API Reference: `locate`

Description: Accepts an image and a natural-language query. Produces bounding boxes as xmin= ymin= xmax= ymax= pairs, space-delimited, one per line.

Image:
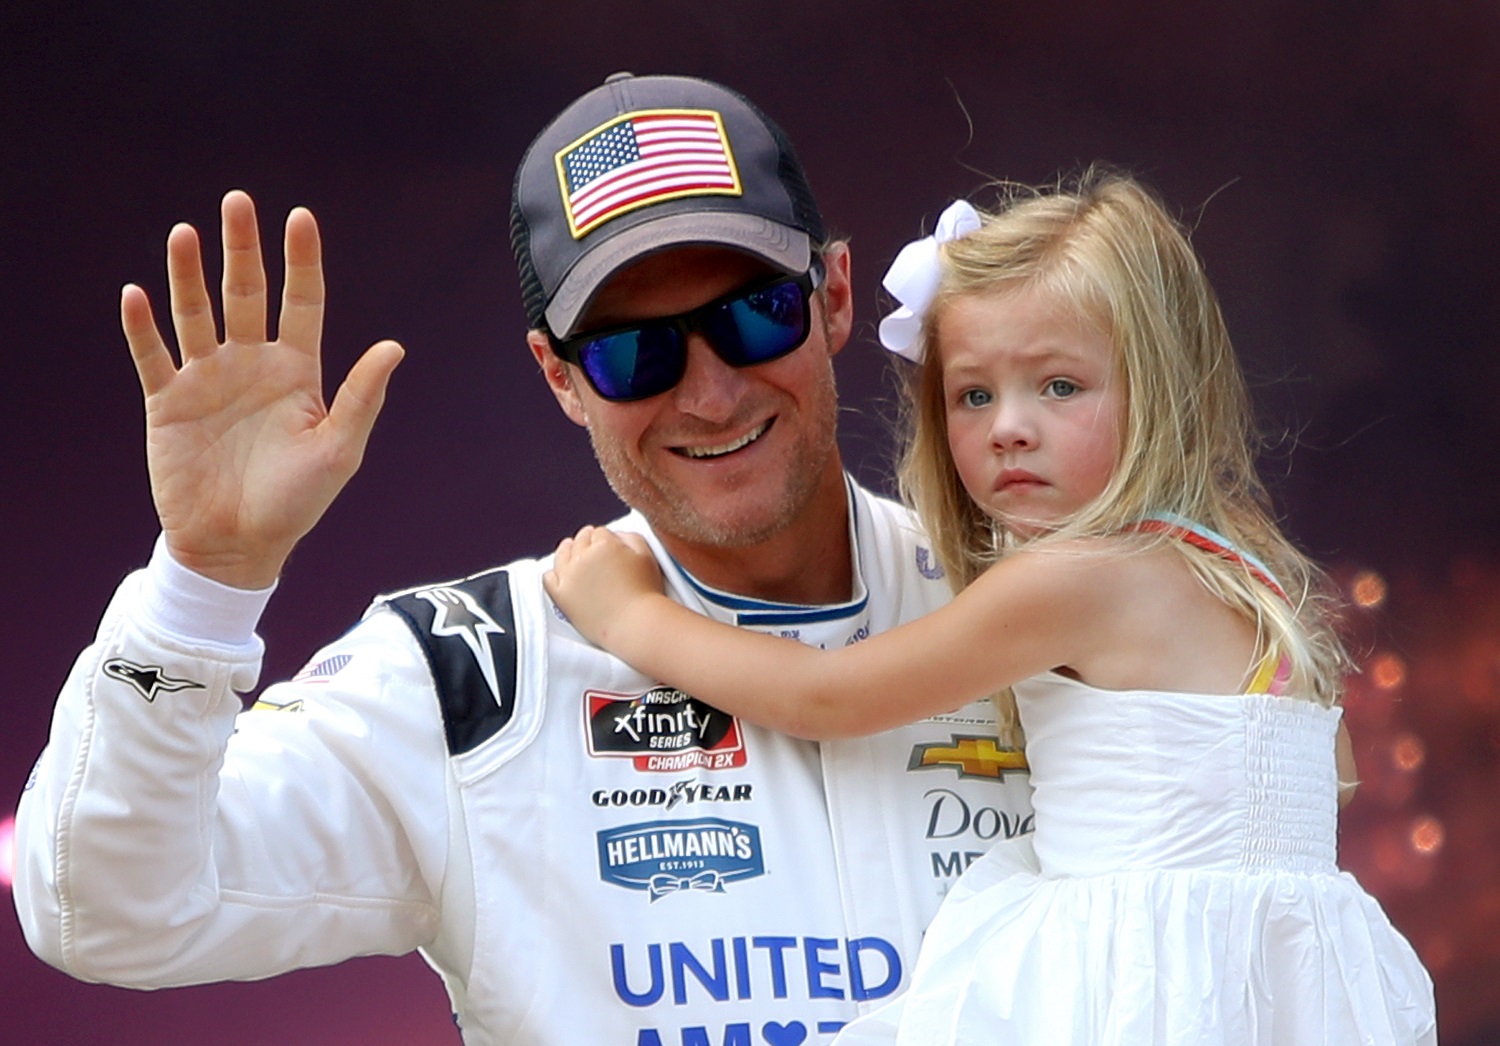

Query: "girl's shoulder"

xmin=965 ymin=532 xmax=1235 ymax=635
xmin=1013 ymin=534 xmax=1259 ymax=695
xmin=969 ymin=534 xmax=1182 ymax=629
xmin=999 ymin=532 xmax=1175 ymax=589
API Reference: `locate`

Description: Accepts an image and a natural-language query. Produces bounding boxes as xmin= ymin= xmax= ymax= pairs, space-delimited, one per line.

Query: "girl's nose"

xmin=988 ymin=399 xmax=1037 ymax=451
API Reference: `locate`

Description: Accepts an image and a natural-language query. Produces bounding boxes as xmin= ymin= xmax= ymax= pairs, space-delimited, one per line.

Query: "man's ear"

xmin=528 ymin=330 xmax=588 ymax=427
xmin=818 ymin=241 xmax=854 ymax=358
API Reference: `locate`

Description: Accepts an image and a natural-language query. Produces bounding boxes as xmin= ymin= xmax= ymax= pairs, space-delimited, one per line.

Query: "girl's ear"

xmin=527 ymin=330 xmax=588 ymax=427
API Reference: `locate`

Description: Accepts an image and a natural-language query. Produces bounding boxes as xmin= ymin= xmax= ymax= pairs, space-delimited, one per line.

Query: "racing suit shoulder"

xmin=382 ymin=568 xmax=522 ymax=757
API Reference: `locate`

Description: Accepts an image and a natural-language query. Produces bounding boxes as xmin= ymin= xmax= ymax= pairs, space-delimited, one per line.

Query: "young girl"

xmin=544 ymin=171 xmax=1437 ymax=1045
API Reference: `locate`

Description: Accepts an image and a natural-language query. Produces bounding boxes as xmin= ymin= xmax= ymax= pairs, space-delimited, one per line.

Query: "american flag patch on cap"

xmin=554 ymin=108 xmax=741 ymax=238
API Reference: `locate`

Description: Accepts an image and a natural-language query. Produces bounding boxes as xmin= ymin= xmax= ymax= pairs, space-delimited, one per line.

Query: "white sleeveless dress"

xmin=835 ymin=673 xmax=1437 ymax=1045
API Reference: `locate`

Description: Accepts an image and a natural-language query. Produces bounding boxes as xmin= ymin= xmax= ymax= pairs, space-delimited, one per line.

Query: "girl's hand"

xmin=544 ymin=526 xmax=665 ymax=647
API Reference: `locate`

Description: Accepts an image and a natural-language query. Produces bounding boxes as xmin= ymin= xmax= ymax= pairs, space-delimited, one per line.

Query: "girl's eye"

xmin=959 ymin=388 xmax=992 ymax=408
xmin=1047 ymin=378 xmax=1080 ymax=398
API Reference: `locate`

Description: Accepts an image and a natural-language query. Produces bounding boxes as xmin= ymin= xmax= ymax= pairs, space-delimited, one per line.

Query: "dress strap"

xmin=1130 ymin=511 xmax=1291 ymax=695
xmin=1244 ymin=649 xmax=1292 ymax=695
xmin=1129 ymin=511 xmax=1289 ymax=604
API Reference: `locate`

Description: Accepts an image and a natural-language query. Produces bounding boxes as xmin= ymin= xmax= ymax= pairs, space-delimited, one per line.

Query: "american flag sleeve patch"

xmin=554 ymin=108 xmax=742 ymax=238
xmin=292 ymin=653 xmax=353 ymax=682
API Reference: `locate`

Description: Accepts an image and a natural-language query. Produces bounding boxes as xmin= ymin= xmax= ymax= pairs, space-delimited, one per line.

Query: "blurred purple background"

xmin=3 ymin=1 xmax=1497 ymax=1042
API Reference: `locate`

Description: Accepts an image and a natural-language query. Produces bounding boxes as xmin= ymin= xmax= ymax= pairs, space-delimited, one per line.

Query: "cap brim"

xmin=544 ymin=211 xmax=811 ymax=338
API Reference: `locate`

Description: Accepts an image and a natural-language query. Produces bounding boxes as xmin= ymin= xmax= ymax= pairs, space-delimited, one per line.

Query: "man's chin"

xmin=652 ymin=496 xmax=797 ymax=551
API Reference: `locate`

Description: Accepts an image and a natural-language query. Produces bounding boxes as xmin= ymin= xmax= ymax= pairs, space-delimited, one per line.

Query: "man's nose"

xmin=672 ymin=333 xmax=749 ymax=422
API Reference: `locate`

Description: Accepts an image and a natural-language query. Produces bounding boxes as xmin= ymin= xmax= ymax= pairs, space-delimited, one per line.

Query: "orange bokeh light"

xmin=1410 ymin=816 xmax=1444 ymax=855
xmin=1391 ymin=734 xmax=1426 ymax=772
xmin=1351 ymin=570 xmax=1387 ymax=608
xmin=1370 ymin=654 xmax=1406 ymax=690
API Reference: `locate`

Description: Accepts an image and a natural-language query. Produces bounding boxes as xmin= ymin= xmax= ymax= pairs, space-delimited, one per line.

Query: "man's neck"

xmin=659 ymin=469 xmax=854 ymax=606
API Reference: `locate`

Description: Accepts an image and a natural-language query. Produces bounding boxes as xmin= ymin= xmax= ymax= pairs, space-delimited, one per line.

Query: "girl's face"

xmin=936 ymin=284 xmax=1125 ymax=538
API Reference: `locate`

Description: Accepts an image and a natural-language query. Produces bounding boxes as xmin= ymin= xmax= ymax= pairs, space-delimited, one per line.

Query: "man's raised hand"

xmin=122 ymin=190 xmax=404 ymax=589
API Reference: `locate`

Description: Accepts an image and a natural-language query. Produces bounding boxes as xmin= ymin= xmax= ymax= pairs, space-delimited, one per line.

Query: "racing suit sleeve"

xmin=13 ymin=541 xmax=451 ymax=986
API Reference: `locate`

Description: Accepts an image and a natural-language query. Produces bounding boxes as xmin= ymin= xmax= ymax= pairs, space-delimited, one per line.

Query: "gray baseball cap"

xmin=510 ymin=72 xmax=827 ymax=338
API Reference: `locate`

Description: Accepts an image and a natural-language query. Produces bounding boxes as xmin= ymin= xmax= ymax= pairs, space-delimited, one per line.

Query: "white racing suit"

xmin=15 ymin=480 xmax=1035 ymax=1045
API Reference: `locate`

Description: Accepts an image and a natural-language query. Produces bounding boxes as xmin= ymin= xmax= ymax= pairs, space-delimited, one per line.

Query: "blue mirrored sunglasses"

xmin=549 ymin=262 xmax=825 ymax=402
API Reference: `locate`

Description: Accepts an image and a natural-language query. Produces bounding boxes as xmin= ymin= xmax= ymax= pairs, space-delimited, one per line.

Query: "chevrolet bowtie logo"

xmin=908 ymin=735 xmax=1028 ymax=779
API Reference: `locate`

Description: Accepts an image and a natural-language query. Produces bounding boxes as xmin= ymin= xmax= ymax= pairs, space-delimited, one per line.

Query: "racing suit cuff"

xmin=140 ymin=534 xmax=277 ymax=649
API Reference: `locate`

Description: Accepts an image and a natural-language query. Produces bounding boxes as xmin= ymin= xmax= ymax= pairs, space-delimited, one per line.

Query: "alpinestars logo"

xmin=586 ymin=687 xmax=747 ymax=771
xmin=418 ymin=586 xmax=508 ymax=708
xmin=102 ymin=659 xmax=204 ymax=703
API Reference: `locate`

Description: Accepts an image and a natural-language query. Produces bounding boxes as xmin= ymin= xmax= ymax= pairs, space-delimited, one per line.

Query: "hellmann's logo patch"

xmin=586 ymin=687 xmax=747 ymax=771
xmin=597 ymin=818 xmax=764 ymax=902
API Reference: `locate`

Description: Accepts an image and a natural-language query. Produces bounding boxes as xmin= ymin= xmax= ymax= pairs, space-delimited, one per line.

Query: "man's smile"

xmin=673 ymin=419 xmax=773 ymax=459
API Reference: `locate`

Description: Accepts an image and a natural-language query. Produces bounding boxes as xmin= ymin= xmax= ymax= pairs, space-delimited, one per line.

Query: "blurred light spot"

xmin=0 ymin=816 xmax=14 ymax=889
xmin=1372 ymin=767 xmax=1416 ymax=808
xmin=1450 ymin=558 xmax=1482 ymax=589
xmin=1479 ymin=887 xmax=1500 ymax=919
xmin=1410 ymin=816 xmax=1444 ymax=855
xmin=1457 ymin=640 xmax=1500 ymax=708
xmin=1391 ymin=734 xmax=1426 ymax=772
xmin=1370 ymin=654 xmax=1406 ymax=690
xmin=1422 ymin=935 xmax=1453 ymax=972
xmin=1351 ymin=571 xmax=1387 ymax=608
xmin=1341 ymin=676 xmax=1394 ymax=728
xmin=1373 ymin=833 xmax=1405 ymax=874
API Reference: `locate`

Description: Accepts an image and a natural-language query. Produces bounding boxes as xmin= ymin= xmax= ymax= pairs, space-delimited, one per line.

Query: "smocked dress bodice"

xmin=1017 ymin=672 xmax=1339 ymax=878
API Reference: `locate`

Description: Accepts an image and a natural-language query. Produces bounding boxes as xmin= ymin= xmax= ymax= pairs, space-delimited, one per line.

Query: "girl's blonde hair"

xmin=897 ymin=168 xmax=1348 ymax=713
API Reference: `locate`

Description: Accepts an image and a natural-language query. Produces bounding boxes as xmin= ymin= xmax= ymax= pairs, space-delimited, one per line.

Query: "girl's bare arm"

xmin=545 ymin=526 xmax=1102 ymax=739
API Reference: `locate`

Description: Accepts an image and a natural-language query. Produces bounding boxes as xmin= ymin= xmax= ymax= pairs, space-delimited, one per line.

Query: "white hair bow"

xmin=877 ymin=200 xmax=982 ymax=362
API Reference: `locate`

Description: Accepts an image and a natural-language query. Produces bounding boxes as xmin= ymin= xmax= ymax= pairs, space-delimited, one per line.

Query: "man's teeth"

xmin=681 ymin=421 xmax=769 ymax=459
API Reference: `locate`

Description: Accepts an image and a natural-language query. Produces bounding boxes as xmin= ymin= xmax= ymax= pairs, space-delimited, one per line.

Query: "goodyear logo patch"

xmin=598 ymin=818 xmax=764 ymax=902
xmin=586 ymin=687 xmax=747 ymax=772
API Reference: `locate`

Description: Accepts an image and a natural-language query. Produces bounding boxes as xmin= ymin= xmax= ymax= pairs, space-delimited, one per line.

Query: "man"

xmin=15 ymin=73 xmax=1034 ymax=1045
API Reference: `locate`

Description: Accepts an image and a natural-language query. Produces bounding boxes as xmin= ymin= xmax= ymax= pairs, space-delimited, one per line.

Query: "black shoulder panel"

xmin=386 ymin=569 xmax=520 ymax=756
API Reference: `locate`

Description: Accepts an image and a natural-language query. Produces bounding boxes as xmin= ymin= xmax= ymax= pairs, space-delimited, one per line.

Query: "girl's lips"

xmin=995 ymin=468 xmax=1045 ymax=491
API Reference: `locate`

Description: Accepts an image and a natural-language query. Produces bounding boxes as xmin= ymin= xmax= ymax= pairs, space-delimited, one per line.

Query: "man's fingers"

xmin=166 ymin=223 xmax=219 ymax=360
xmin=326 ymin=340 xmax=405 ymax=465
xmin=278 ymin=206 xmax=325 ymax=354
xmin=120 ymin=284 xmax=177 ymax=396
xmin=220 ymin=190 xmax=268 ymax=345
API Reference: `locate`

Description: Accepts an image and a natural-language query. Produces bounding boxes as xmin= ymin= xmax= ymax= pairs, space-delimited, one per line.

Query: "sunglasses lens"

xmin=561 ymin=270 xmax=816 ymax=401
xmin=704 ymin=279 xmax=811 ymax=367
xmin=578 ymin=325 xmax=684 ymax=401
